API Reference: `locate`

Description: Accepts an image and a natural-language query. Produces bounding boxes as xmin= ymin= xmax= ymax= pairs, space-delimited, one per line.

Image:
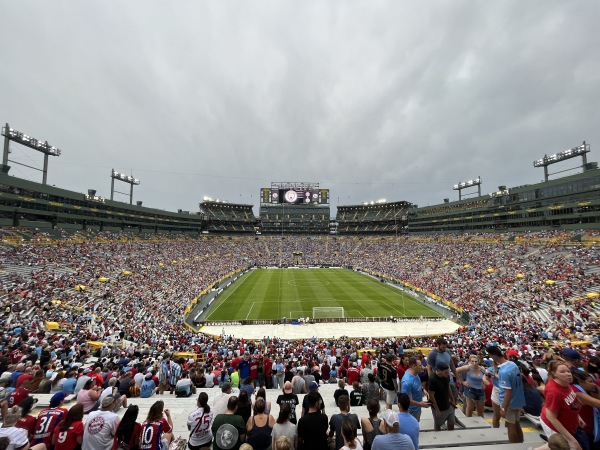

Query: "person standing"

xmin=427 ymin=363 xmax=456 ymax=432
xmin=274 ymin=357 xmax=285 ymax=390
xmin=246 ymin=398 xmax=275 ymax=450
xmin=213 ymin=383 xmax=236 ymax=417
xmin=276 ymin=382 xmax=300 ymax=425
xmin=456 ymin=354 xmax=489 ymax=418
xmin=362 ymin=373 xmax=380 ymax=404
xmin=297 ymin=391 xmax=328 ymax=450
xmin=329 ymin=395 xmax=360 ymax=450
xmin=378 ymin=354 xmax=398 ymax=409
xmin=540 ymin=360 xmax=586 ymax=450
xmin=398 ymin=393 xmax=420 ymax=450
xmin=237 ymin=353 xmax=251 ymax=388
xmin=212 ymin=396 xmax=246 ymax=450
xmin=271 ymin=403 xmax=297 ymax=450
xmin=486 ymin=345 xmax=525 ymax=444
xmin=168 ymin=358 xmax=183 ymax=395
xmin=360 ymin=399 xmax=383 ymax=450
xmin=401 ymin=357 xmax=430 ymax=422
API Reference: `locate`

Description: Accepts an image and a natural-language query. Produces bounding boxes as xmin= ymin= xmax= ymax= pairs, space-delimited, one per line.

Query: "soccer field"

xmin=204 ymin=268 xmax=442 ymax=321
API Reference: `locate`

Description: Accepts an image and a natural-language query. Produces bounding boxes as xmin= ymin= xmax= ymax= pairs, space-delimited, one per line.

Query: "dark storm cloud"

xmin=0 ymin=1 xmax=598 ymax=213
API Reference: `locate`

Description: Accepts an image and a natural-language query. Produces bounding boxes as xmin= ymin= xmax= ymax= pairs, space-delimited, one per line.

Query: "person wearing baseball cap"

xmin=276 ymin=381 xmax=300 ymax=424
xmin=82 ymin=395 xmax=120 ymax=450
xmin=428 ymin=362 xmax=456 ymax=431
xmin=33 ymin=392 xmax=68 ymax=448
xmin=213 ymin=382 xmax=236 ymax=417
xmin=486 ymin=344 xmax=525 ymax=443
xmin=371 ymin=409 xmax=415 ymax=450
xmin=301 ymin=381 xmax=325 ymax=417
xmin=561 ymin=348 xmax=582 ymax=369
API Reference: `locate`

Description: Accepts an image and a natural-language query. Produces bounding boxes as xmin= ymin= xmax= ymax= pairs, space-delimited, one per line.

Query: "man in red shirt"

xmin=263 ymin=356 xmax=273 ymax=389
xmin=249 ymin=356 xmax=258 ymax=382
xmin=347 ymin=362 xmax=360 ymax=385
xmin=34 ymin=392 xmax=68 ymax=448
xmin=16 ymin=368 xmax=33 ymax=388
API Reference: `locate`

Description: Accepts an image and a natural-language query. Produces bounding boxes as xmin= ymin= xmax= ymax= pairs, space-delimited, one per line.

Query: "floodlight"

xmin=533 ymin=141 xmax=590 ymax=181
xmin=1 ymin=123 xmax=62 ymax=184
xmin=110 ymin=168 xmax=141 ymax=204
xmin=452 ymin=176 xmax=482 ymax=200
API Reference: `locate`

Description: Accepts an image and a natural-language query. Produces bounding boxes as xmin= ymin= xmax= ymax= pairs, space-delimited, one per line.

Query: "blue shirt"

xmin=62 ymin=378 xmax=77 ymax=394
xmin=498 ymin=361 xmax=525 ymax=409
xmin=140 ymin=379 xmax=156 ymax=398
xmin=372 ymin=431 xmax=415 ymax=450
xmin=398 ymin=411 xmax=420 ymax=450
xmin=401 ymin=372 xmax=423 ymax=414
xmin=238 ymin=359 xmax=250 ymax=380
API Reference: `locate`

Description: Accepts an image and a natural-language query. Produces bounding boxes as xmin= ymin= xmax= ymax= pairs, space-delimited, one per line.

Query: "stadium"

xmin=0 ymin=125 xmax=598 ymax=343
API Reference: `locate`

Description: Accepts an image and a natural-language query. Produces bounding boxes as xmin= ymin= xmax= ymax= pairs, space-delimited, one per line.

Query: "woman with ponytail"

xmin=187 ymin=392 xmax=214 ymax=450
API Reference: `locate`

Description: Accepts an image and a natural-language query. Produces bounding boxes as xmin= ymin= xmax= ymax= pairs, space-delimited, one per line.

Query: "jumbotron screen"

xmin=261 ymin=188 xmax=329 ymax=205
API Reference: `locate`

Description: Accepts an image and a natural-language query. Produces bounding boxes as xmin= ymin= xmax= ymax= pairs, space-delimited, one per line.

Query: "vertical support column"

xmin=543 ymin=165 xmax=549 ymax=182
xmin=129 ymin=182 xmax=134 ymax=205
xmin=42 ymin=152 xmax=49 ymax=185
xmin=2 ymin=123 xmax=9 ymax=166
xmin=2 ymin=123 xmax=11 ymax=174
xmin=110 ymin=172 xmax=115 ymax=201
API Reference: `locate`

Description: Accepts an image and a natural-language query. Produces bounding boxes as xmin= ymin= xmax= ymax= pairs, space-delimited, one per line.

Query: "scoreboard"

xmin=261 ymin=187 xmax=329 ymax=205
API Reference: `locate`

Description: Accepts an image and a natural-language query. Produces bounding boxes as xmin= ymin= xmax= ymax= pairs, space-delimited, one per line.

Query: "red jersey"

xmin=250 ymin=361 xmax=258 ymax=380
xmin=140 ymin=418 xmax=171 ymax=450
xmin=34 ymin=407 xmax=69 ymax=447
xmin=10 ymin=349 xmax=23 ymax=364
xmin=16 ymin=414 xmax=37 ymax=441
xmin=53 ymin=420 xmax=84 ymax=450
xmin=347 ymin=368 xmax=360 ymax=385
xmin=16 ymin=373 xmax=33 ymax=388
xmin=8 ymin=388 xmax=30 ymax=407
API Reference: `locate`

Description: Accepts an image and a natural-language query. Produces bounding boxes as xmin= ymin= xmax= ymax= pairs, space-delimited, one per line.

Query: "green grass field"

xmin=204 ymin=268 xmax=442 ymax=321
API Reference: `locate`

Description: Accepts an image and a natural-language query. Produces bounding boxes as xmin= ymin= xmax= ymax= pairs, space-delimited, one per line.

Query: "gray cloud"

xmin=0 ymin=0 xmax=598 ymax=214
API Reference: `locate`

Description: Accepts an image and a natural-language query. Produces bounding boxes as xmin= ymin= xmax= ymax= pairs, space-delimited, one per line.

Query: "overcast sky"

xmin=0 ymin=1 xmax=598 ymax=215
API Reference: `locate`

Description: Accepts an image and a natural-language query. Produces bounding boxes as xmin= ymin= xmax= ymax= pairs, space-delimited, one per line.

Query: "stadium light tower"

xmin=533 ymin=141 xmax=590 ymax=182
xmin=452 ymin=177 xmax=481 ymax=201
xmin=1 ymin=123 xmax=62 ymax=184
xmin=110 ymin=169 xmax=140 ymax=204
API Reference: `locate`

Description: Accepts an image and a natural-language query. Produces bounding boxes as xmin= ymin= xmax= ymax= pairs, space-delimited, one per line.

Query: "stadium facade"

xmin=0 ymin=155 xmax=599 ymax=236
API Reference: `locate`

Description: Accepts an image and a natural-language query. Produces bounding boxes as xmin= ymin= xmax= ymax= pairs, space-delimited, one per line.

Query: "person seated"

xmin=334 ymin=379 xmax=349 ymax=407
xmin=175 ymin=371 xmax=196 ymax=397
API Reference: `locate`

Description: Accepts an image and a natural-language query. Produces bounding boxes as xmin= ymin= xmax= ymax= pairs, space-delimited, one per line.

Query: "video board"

xmin=260 ymin=186 xmax=329 ymax=205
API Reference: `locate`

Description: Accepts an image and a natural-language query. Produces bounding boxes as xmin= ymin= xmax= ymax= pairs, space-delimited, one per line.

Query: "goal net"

xmin=313 ymin=306 xmax=345 ymax=319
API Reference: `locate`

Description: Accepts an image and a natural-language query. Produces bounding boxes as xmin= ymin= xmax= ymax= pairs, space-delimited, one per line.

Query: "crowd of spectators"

xmin=0 ymin=229 xmax=598 ymax=367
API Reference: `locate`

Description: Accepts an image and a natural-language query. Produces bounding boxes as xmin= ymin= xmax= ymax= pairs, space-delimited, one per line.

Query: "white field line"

xmin=205 ymin=272 xmax=253 ymax=319
xmin=245 ymin=302 xmax=256 ymax=320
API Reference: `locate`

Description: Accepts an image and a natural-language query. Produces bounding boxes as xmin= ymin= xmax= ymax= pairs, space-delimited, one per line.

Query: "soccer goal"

xmin=312 ymin=306 xmax=345 ymax=319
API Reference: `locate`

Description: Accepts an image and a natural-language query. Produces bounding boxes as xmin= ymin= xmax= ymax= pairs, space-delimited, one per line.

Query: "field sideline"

xmin=204 ymin=268 xmax=442 ymax=321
